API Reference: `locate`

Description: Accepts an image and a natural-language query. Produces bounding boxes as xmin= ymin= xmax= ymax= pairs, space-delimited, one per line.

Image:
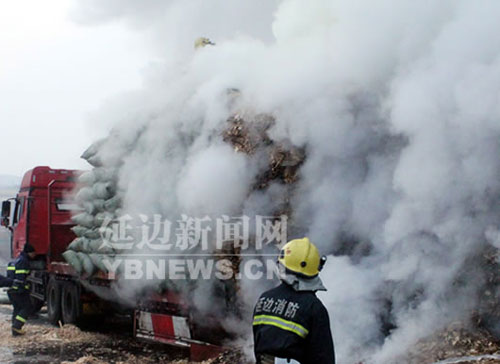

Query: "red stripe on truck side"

xmin=150 ymin=313 xmax=175 ymax=339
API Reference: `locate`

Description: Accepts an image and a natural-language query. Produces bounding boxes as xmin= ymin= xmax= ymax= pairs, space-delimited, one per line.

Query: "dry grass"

xmin=0 ymin=304 xmax=245 ymax=364
xmin=402 ymin=322 xmax=500 ymax=364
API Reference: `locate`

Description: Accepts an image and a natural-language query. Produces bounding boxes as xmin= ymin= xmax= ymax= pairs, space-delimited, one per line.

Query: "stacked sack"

xmin=62 ymin=140 xmax=123 ymax=276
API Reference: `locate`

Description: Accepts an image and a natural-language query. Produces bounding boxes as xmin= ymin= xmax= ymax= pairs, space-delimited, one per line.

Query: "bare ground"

xmin=0 ymin=304 xmax=235 ymax=364
xmin=3 ymin=302 xmax=500 ymax=364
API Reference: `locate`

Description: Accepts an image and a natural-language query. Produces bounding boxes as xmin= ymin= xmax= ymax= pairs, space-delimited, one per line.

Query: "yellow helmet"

xmin=278 ymin=237 xmax=325 ymax=278
xmin=194 ymin=37 xmax=215 ymax=49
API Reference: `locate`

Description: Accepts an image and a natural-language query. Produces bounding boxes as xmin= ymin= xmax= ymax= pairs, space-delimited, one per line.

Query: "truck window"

xmin=55 ymin=198 xmax=82 ymax=211
xmin=13 ymin=197 xmax=25 ymax=225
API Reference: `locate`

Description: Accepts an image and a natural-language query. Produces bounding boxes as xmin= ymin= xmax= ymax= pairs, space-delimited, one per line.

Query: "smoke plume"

xmin=72 ymin=0 xmax=500 ymax=362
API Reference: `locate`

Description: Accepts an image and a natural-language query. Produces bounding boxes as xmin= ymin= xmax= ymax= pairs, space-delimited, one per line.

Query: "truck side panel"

xmin=26 ymin=186 xmax=49 ymax=257
xmin=47 ymin=180 xmax=78 ymax=262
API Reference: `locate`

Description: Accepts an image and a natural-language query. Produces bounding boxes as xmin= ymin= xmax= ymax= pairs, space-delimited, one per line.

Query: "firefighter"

xmin=7 ymin=243 xmax=36 ymax=336
xmin=253 ymin=237 xmax=335 ymax=364
xmin=194 ymin=37 xmax=215 ymax=49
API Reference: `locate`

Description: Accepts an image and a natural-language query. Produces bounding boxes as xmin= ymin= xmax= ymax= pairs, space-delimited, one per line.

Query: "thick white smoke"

xmin=73 ymin=0 xmax=500 ymax=362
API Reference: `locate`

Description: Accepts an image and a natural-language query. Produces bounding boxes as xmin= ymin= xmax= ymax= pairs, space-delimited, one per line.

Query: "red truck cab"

xmin=1 ymin=166 xmax=226 ymax=361
xmin=1 ymin=166 xmax=79 ymax=261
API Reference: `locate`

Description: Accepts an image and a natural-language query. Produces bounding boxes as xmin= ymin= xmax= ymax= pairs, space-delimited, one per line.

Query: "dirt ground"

xmin=398 ymin=322 xmax=500 ymax=364
xmin=0 ymin=304 xmax=237 ymax=364
xmin=3 ymin=301 xmax=500 ymax=364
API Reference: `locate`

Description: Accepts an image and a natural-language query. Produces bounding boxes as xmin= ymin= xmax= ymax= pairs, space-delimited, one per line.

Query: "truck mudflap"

xmin=134 ymin=310 xmax=226 ymax=361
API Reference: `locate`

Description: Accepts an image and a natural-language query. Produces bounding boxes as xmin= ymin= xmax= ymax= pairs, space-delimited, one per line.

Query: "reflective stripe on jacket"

xmin=7 ymin=262 xmax=15 ymax=279
xmin=10 ymin=252 xmax=30 ymax=292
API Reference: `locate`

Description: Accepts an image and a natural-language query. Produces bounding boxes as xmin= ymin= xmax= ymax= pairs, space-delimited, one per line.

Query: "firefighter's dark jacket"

xmin=10 ymin=252 xmax=30 ymax=292
xmin=0 ymin=274 xmax=12 ymax=287
xmin=253 ymin=282 xmax=335 ymax=364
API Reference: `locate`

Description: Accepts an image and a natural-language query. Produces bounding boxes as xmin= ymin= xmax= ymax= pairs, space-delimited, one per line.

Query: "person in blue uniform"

xmin=7 ymin=243 xmax=36 ymax=336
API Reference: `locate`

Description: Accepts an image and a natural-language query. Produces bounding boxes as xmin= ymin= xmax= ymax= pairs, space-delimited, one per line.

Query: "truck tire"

xmin=30 ymin=296 xmax=44 ymax=314
xmin=47 ymin=278 xmax=62 ymax=325
xmin=61 ymin=282 xmax=82 ymax=325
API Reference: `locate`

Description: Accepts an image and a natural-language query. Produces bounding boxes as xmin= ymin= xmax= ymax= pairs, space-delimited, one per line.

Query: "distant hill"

xmin=0 ymin=175 xmax=19 ymax=264
xmin=0 ymin=174 xmax=20 ymax=201
xmin=0 ymin=174 xmax=20 ymax=189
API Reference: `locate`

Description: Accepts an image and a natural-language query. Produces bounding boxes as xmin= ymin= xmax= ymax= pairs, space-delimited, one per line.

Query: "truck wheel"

xmin=61 ymin=282 xmax=82 ymax=325
xmin=47 ymin=278 xmax=62 ymax=325
xmin=30 ymin=296 xmax=44 ymax=314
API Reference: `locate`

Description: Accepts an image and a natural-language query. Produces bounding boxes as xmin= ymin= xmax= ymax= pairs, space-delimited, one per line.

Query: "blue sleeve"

xmin=0 ymin=274 xmax=12 ymax=287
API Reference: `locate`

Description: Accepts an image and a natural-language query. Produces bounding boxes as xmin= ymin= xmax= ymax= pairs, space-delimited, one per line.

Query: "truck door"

xmin=11 ymin=195 xmax=27 ymax=258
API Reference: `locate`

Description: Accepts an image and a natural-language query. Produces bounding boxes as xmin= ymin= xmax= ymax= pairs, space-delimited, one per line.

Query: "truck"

xmin=0 ymin=166 xmax=226 ymax=361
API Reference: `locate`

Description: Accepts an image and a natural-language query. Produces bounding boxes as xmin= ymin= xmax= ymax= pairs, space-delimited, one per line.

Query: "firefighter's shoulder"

xmin=14 ymin=254 xmax=29 ymax=268
xmin=309 ymin=295 xmax=330 ymax=318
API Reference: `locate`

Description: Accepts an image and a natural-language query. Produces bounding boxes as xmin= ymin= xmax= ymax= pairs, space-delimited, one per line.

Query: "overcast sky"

xmin=0 ymin=0 xmax=151 ymax=177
